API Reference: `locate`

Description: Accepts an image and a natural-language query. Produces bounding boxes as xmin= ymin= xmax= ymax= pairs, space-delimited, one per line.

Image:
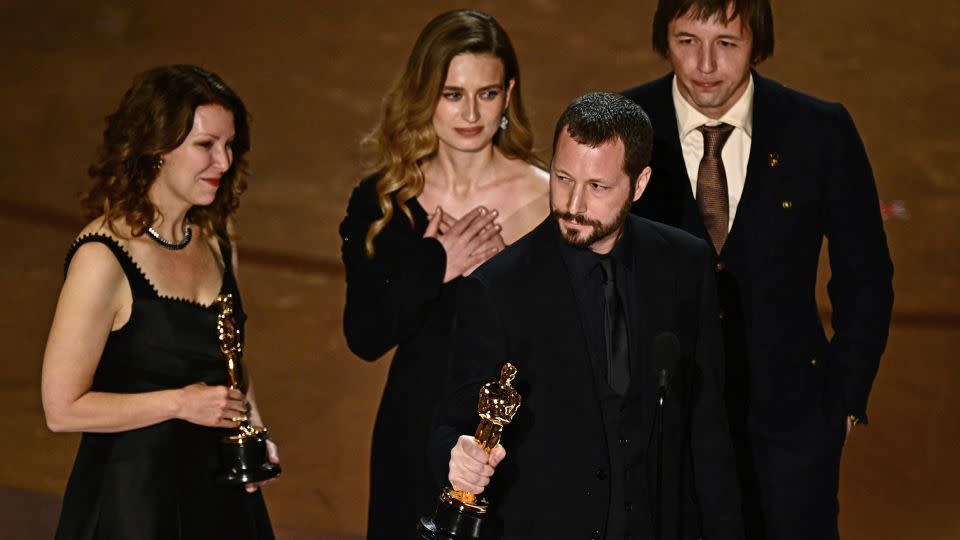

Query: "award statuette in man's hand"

xmin=417 ymin=363 xmax=522 ymax=540
xmin=214 ymin=293 xmax=281 ymax=485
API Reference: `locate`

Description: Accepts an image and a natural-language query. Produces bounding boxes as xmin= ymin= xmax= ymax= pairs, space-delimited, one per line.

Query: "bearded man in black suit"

xmin=430 ymin=92 xmax=743 ymax=540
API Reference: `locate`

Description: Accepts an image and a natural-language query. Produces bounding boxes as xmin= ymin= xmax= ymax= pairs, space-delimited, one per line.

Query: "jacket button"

xmin=619 ymin=437 xmax=628 ymax=446
xmin=625 ymin=502 xmax=634 ymax=512
xmin=591 ymin=530 xmax=601 ymax=540
xmin=718 ymin=309 xmax=725 ymax=321
xmin=715 ymin=261 xmax=725 ymax=272
xmin=810 ymin=358 xmax=817 ymax=366
xmin=596 ymin=468 xmax=607 ymax=480
xmin=782 ymin=200 xmax=793 ymax=209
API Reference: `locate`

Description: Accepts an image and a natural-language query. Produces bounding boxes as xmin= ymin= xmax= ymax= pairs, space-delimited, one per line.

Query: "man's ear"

xmin=633 ymin=166 xmax=653 ymax=201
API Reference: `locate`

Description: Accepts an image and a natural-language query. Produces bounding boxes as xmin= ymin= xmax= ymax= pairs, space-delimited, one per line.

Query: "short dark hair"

xmin=652 ymin=0 xmax=774 ymax=64
xmin=552 ymin=92 xmax=653 ymax=182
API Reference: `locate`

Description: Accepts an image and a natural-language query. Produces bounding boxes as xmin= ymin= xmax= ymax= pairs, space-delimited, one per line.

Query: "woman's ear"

xmin=504 ymin=78 xmax=516 ymax=111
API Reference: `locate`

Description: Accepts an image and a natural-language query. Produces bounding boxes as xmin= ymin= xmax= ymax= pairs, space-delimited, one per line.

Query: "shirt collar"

xmin=558 ymin=217 xmax=634 ymax=282
xmin=609 ymin=217 xmax=633 ymax=272
xmin=672 ymin=73 xmax=754 ymax=140
xmin=560 ymin=234 xmax=601 ymax=283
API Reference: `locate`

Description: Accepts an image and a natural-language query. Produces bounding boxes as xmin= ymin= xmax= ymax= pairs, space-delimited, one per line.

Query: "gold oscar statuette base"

xmin=417 ymin=363 xmax=522 ymax=540
xmin=213 ymin=294 xmax=282 ymax=486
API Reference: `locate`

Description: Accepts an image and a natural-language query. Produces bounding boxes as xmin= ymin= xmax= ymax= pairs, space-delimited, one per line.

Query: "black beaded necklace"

xmin=146 ymin=224 xmax=192 ymax=250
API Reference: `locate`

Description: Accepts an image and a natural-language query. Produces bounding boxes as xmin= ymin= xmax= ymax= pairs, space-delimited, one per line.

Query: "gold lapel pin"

xmin=768 ymin=152 xmax=780 ymax=167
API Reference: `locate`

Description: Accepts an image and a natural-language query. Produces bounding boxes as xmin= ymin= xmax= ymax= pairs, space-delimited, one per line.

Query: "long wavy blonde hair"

xmin=362 ymin=9 xmax=540 ymax=256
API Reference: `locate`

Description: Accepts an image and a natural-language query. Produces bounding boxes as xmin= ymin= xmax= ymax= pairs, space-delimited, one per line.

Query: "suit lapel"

xmin=630 ymin=75 xmax=700 ymax=233
xmin=645 ymin=71 xmax=785 ymax=256
xmin=649 ymin=80 xmax=691 ymax=199
xmin=725 ymin=71 xmax=781 ymax=253
xmin=624 ymin=218 xmax=677 ymax=437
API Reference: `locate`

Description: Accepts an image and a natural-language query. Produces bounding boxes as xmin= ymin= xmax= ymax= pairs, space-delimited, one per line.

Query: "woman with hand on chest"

xmin=339 ymin=9 xmax=548 ymax=538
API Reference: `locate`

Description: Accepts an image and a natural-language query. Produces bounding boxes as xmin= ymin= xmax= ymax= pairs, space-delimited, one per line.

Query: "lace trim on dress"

xmin=65 ymin=233 xmax=228 ymax=310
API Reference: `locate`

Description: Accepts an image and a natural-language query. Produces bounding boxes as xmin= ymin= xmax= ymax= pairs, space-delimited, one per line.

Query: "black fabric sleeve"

xmin=823 ymin=105 xmax=895 ymax=423
xmin=340 ymin=179 xmax=447 ymax=361
xmin=690 ymin=241 xmax=745 ymax=539
xmin=428 ymin=275 xmax=507 ymax=486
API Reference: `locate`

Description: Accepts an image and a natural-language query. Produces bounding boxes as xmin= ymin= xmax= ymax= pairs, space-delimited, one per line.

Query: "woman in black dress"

xmin=340 ymin=10 xmax=549 ymax=537
xmin=41 ymin=65 xmax=278 ymax=539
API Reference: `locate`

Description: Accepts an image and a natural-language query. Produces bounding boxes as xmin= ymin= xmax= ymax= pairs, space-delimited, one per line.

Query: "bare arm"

xmin=239 ymin=380 xmax=281 ymax=493
xmin=229 ymin=235 xmax=272 ymax=432
xmin=41 ymin=241 xmax=243 ymax=433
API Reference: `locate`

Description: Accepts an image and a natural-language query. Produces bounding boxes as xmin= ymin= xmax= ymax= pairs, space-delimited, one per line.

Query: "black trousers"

xmin=734 ymin=412 xmax=846 ymax=540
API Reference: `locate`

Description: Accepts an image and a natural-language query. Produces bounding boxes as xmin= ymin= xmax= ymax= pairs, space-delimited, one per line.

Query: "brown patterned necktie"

xmin=696 ymin=123 xmax=735 ymax=254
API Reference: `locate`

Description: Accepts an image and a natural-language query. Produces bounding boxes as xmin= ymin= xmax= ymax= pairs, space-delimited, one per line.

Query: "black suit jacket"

xmin=622 ymin=73 xmax=894 ymax=429
xmin=431 ymin=216 xmax=743 ymax=539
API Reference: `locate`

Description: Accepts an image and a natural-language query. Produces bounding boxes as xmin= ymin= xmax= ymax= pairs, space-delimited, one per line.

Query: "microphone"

xmin=652 ymin=332 xmax=679 ymax=540
xmin=653 ymin=332 xmax=680 ymax=398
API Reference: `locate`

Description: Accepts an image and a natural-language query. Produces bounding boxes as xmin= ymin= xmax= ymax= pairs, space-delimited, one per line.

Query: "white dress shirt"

xmin=672 ymin=74 xmax=754 ymax=231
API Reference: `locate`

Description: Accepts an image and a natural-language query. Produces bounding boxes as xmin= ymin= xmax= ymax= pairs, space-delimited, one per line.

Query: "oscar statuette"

xmin=214 ymin=293 xmax=281 ymax=485
xmin=417 ymin=363 xmax=522 ymax=539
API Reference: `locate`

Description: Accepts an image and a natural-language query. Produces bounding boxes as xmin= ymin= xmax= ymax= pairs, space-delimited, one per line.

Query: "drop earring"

xmin=500 ymin=115 xmax=509 ymax=130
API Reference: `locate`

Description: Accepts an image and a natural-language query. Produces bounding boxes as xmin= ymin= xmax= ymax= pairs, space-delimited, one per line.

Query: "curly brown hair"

xmin=82 ymin=65 xmax=251 ymax=244
xmin=362 ymin=10 xmax=541 ymax=256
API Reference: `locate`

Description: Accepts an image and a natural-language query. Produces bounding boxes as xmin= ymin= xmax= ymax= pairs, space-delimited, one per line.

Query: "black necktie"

xmin=600 ymin=258 xmax=630 ymax=395
xmin=696 ymin=123 xmax=735 ymax=254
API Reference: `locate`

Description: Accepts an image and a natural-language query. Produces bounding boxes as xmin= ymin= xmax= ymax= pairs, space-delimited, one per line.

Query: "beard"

xmin=551 ymin=192 xmax=633 ymax=249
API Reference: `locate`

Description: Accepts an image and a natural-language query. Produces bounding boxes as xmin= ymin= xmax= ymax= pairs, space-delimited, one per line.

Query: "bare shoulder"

xmin=218 ymin=223 xmax=239 ymax=276
xmin=496 ymin=160 xmax=550 ymax=243
xmin=493 ymin=158 xmax=548 ymax=209
xmin=510 ymin=160 xmax=549 ymax=197
xmin=67 ymin=217 xmax=129 ymax=286
xmin=76 ymin=217 xmax=131 ymax=246
xmin=527 ymin=162 xmax=550 ymax=184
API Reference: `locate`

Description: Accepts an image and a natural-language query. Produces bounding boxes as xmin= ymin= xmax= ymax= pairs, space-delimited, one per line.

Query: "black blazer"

xmin=622 ymin=73 xmax=894 ymax=429
xmin=431 ymin=216 xmax=743 ymax=539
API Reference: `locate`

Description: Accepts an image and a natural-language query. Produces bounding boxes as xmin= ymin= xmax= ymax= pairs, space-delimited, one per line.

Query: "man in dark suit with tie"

xmin=430 ymin=92 xmax=743 ymax=539
xmin=621 ymin=1 xmax=895 ymax=538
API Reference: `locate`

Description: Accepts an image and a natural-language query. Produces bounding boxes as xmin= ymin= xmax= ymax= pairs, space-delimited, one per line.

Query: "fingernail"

xmin=479 ymin=208 xmax=487 ymax=215
xmin=492 ymin=210 xmax=499 ymax=217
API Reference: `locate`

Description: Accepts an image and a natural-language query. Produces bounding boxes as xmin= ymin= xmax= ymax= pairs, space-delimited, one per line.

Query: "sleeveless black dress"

xmin=54 ymin=234 xmax=274 ymax=540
